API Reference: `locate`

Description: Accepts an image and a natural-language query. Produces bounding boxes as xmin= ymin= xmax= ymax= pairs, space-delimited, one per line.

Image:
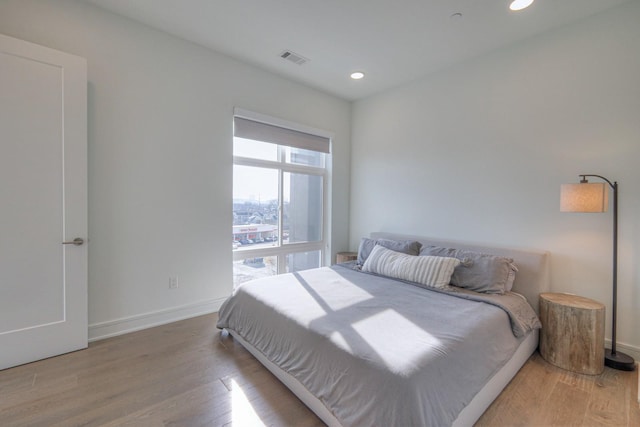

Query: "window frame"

xmin=232 ymin=108 xmax=332 ymax=276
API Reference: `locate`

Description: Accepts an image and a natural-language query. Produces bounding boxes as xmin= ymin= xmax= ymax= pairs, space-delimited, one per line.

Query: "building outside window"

xmin=232 ymin=109 xmax=331 ymax=287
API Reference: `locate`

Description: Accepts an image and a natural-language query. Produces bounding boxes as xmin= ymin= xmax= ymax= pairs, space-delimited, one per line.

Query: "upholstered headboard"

xmin=370 ymin=232 xmax=550 ymax=315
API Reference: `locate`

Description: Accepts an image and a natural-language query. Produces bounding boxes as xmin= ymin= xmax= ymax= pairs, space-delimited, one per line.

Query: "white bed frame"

xmin=226 ymin=233 xmax=550 ymax=427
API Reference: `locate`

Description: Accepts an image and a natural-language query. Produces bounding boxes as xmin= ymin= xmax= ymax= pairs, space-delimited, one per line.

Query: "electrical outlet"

xmin=169 ymin=276 xmax=178 ymax=289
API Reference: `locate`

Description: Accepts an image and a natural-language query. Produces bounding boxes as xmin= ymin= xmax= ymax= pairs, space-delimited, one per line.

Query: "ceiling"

xmin=86 ymin=0 xmax=630 ymax=101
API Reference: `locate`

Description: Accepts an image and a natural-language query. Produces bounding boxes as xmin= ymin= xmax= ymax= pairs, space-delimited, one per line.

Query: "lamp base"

xmin=605 ymin=349 xmax=636 ymax=371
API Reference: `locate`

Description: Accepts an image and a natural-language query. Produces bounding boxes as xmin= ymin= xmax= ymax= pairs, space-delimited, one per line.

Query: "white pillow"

xmin=362 ymin=245 xmax=460 ymax=289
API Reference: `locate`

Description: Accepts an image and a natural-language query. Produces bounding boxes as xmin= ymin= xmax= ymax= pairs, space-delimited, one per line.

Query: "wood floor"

xmin=1 ymin=313 xmax=638 ymax=426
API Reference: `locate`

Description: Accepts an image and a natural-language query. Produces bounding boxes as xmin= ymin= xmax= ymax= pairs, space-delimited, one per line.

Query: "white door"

xmin=0 ymin=34 xmax=87 ymax=370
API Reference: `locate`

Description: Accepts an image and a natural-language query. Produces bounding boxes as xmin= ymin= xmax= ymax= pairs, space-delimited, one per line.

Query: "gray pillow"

xmin=357 ymin=238 xmax=422 ymax=266
xmin=419 ymin=245 xmax=518 ymax=294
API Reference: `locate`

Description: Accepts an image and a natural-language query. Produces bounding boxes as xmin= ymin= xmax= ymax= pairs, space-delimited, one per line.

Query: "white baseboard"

xmin=88 ymin=297 xmax=227 ymax=342
xmin=604 ymin=338 xmax=640 ymax=364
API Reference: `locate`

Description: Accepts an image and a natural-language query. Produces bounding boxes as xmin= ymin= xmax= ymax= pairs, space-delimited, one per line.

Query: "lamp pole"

xmin=579 ymin=175 xmax=634 ymax=371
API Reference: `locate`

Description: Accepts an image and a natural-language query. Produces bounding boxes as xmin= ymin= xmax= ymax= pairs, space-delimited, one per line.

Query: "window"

xmin=232 ymin=109 xmax=331 ymax=287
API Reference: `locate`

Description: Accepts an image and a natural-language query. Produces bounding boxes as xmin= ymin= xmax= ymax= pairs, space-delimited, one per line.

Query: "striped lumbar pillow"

xmin=362 ymin=244 xmax=460 ymax=289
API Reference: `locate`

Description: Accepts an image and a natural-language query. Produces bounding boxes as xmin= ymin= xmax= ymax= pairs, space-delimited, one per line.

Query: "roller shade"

xmin=234 ymin=117 xmax=330 ymax=154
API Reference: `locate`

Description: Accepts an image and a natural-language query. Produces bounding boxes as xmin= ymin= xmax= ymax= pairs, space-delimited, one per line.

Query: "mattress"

xmin=217 ymin=263 xmax=541 ymax=426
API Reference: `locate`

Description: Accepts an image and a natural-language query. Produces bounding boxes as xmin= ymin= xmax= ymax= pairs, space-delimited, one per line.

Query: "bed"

xmin=217 ymin=232 xmax=550 ymax=426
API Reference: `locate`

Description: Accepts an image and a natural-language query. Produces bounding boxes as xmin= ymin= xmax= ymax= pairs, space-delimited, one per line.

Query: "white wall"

xmin=351 ymin=1 xmax=640 ymax=359
xmin=0 ymin=0 xmax=351 ymax=339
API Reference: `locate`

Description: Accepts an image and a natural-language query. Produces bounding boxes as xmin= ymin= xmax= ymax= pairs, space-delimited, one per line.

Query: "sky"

xmin=233 ymin=165 xmax=279 ymax=202
xmin=234 ymin=137 xmax=322 ymax=202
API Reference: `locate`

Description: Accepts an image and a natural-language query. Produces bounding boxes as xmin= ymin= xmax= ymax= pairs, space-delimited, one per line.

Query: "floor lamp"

xmin=560 ymin=174 xmax=635 ymax=371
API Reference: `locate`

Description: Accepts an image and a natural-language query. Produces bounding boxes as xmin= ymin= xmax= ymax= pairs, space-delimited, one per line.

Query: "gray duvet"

xmin=217 ymin=264 xmax=540 ymax=426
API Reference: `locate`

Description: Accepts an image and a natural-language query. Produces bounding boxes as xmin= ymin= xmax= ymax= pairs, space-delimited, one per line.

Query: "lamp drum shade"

xmin=560 ymin=183 xmax=608 ymax=213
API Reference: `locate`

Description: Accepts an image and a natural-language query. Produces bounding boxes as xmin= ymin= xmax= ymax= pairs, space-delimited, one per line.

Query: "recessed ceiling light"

xmin=509 ymin=0 xmax=534 ymax=11
xmin=350 ymin=71 xmax=365 ymax=80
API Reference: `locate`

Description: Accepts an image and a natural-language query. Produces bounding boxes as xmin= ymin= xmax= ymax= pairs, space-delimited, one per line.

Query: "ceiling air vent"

xmin=280 ymin=50 xmax=308 ymax=65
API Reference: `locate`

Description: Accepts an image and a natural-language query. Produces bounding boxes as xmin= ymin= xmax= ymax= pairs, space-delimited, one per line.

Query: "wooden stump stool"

xmin=335 ymin=251 xmax=357 ymax=264
xmin=539 ymin=293 xmax=605 ymax=375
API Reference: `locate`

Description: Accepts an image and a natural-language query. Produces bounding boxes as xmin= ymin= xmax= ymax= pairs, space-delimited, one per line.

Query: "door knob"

xmin=62 ymin=238 xmax=84 ymax=246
